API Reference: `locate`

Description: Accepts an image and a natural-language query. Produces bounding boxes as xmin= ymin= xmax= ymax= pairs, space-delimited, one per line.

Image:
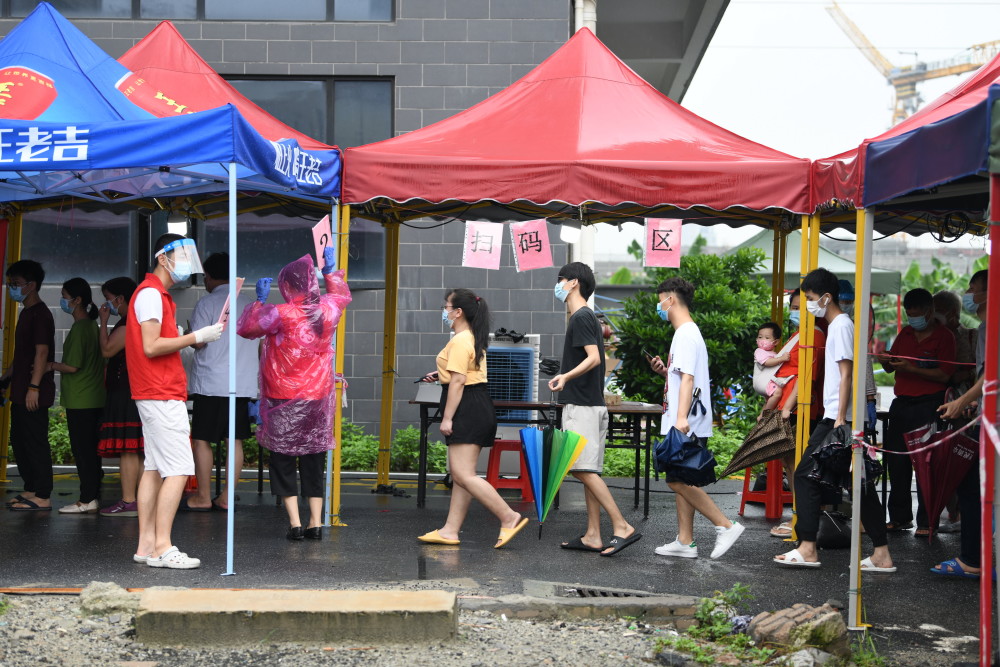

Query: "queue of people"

xmin=2 ymin=246 xmax=993 ymax=576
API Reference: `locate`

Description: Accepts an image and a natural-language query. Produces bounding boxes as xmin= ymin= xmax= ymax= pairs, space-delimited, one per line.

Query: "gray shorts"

xmin=563 ymin=404 xmax=609 ymax=474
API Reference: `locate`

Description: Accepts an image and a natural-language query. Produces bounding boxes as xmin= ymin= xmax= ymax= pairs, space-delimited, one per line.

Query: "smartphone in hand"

xmin=642 ymin=348 xmax=654 ymax=361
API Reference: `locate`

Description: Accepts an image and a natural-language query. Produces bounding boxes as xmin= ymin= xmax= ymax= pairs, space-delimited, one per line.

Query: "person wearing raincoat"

xmin=237 ymin=249 xmax=351 ymax=541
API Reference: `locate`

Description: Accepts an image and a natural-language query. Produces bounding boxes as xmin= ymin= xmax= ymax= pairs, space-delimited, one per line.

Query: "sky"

xmin=595 ymin=0 xmax=1000 ymax=260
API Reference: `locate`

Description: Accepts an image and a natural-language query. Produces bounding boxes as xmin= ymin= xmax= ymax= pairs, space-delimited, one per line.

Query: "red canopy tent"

xmin=343 ymin=27 xmax=811 ymax=221
xmin=117 ymin=21 xmax=333 ymax=151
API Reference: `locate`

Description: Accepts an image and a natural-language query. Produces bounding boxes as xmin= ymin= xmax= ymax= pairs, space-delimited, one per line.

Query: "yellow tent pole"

xmin=848 ymin=208 xmax=875 ymax=630
xmin=376 ymin=222 xmax=400 ymax=488
xmin=328 ymin=203 xmax=351 ymax=527
xmin=0 ymin=209 xmax=22 ymax=484
xmin=790 ymin=213 xmax=819 ymax=540
xmin=771 ymin=222 xmax=783 ymax=322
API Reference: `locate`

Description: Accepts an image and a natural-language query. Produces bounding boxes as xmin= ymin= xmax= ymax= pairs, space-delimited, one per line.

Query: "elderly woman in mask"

xmin=237 ymin=249 xmax=351 ymax=541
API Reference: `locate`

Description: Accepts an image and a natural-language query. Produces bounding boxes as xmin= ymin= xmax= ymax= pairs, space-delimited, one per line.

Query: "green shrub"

xmin=49 ymin=407 xmax=71 ymax=464
xmin=390 ymin=425 xmax=448 ymax=474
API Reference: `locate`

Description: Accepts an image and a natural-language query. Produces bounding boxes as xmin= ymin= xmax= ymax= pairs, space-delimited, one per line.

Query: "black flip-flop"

xmin=179 ymin=497 xmax=211 ymax=512
xmin=5 ymin=494 xmax=27 ymax=507
xmin=9 ymin=498 xmax=51 ymax=512
xmin=560 ymin=536 xmax=604 ymax=552
xmin=600 ymin=532 xmax=642 ymax=557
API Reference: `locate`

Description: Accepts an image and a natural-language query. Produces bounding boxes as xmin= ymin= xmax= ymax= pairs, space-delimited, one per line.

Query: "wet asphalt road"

xmin=1 ymin=469 xmax=986 ymax=664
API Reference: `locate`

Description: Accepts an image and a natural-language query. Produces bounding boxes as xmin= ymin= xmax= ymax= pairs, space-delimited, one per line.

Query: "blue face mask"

xmin=169 ymin=259 xmax=192 ymax=283
xmin=60 ymin=298 xmax=74 ymax=314
xmin=908 ymin=315 xmax=928 ymax=331
xmin=554 ymin=281 xmax=569 ymax=303
xmin=105 ymin=300 xmax=119 ymax=317
xmin=655 ymin=301 xmax=669 ymax=322
xmin=962 ymin=292 xmax=980 ymax=314
xmin=442 ymin=308 xmax=452 ymax=325
xmin=789 ymin=310 xmax=800 ymax=327
xmin=8 ymin=286 xmax=25 ymax=303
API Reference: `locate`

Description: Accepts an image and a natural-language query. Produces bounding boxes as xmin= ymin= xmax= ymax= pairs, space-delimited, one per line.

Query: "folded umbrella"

xmin=719 ymin=410 xmax=796 ymax=479
xmin=519 ymin=426 xmax=587 ymax=535
xmin=904 ymin=421 xmax=978 ymax=540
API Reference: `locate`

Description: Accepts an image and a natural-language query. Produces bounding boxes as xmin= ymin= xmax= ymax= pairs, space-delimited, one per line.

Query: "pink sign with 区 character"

xmin=643 ymin=218 xmax=682 ymax=268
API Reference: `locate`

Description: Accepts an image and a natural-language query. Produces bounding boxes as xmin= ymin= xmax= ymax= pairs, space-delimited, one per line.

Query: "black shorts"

xmin=190 ymin=395 xmax=252 ymax=442
xmin=439 ymin=383 xmax=496 ymax=447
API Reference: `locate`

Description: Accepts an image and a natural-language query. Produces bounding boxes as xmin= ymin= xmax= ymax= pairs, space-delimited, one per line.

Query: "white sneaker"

xmin=147 ymin=546 xmax=201 ymax=569
xmin=59 ymin=500 xmax=99 ymax=514
xmin=710 ymin=522 xmax=745 ymax=559
xmin=654 ymin=539 xmax=698 ymax=558
xmin=938 ymin=520 xmax=961 ymax=534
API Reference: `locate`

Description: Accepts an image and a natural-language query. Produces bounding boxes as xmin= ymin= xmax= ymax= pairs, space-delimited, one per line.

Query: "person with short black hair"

xmin=184 ymin=252 xmax=257 ymax=512
xmin=48 ymin=277 xmax=107 ymax=514
xmin=3 ymin=259 xmax=56 ymax=511
xmin=128 ymin=234 xmax=222 ymax=568
xmin=649 ymin=277 xmax=744 ymax=560
xmin=754 ymin=321 xmax=789 ymax=409
xmin=775 ymin=268 xmax=894 ymax=571
xmin=550 ymin=262 xmax=641 ymax=557
xmin=881 ymin=287 xmax=956 ymax=535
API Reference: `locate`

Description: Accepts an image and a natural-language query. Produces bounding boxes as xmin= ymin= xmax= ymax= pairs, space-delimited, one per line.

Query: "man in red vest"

xmin=127 ymin=234 xmax=222 ymax=569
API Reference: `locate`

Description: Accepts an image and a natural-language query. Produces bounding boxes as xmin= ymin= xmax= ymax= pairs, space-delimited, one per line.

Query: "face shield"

xmin=155 ymin=238 xmax=204 ymax=281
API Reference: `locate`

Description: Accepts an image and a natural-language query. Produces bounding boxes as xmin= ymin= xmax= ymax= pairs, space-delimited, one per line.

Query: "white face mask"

xmin=805 ymin=296 xmax=828 ymax=318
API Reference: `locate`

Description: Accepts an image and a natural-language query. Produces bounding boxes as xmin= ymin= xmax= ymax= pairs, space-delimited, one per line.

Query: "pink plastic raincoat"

xmin=237 ymin=255 xmax=351 ymax=456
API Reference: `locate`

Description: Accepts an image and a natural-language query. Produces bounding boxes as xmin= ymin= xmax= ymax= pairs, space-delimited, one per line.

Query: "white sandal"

xmin=147 ymin=546 xmax=201 ymax=569
xmin=774 ymin=548 xmax=821 ymax=568
xmin=770 ymin=522 xmax=793 ymax=537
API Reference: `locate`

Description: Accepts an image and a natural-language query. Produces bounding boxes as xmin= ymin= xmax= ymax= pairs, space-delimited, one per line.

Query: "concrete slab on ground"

xmin=135 ymin=588 xmax=457 ymax=645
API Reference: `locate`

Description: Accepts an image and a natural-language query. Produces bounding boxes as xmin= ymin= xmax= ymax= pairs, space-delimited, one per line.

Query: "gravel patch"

xmin=0 ymin=589 xmax=673 ymax=666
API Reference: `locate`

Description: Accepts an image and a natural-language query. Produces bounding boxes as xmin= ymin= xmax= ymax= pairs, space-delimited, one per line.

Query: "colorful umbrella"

xmin=519 ymin=426 xmax=588 ymax=534
xmin=904 ymin=421 xmax=978 ymax=540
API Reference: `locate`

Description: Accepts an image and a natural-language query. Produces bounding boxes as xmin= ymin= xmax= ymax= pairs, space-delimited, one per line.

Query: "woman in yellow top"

xmin=417 ymin=288 xmax=529 ymax=548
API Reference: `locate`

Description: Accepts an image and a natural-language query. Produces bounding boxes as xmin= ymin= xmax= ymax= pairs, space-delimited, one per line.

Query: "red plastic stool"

xmin=738 ymin=459 xmax=792 ymax=520
xmin=486 ymin=439 xmax=534 ymax=502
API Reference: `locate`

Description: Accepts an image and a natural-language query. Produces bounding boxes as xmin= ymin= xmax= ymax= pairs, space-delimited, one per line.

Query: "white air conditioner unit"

xmin=486 ymin=333 xmax=540 ymax=426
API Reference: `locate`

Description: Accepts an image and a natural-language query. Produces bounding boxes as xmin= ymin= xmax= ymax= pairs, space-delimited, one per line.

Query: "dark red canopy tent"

xmin=342 ymin=28 xmax=810 ymax=221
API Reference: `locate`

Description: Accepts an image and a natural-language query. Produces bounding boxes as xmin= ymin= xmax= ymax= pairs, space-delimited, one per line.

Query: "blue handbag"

xmin=653 ymin=388 xmax=717 ymax=487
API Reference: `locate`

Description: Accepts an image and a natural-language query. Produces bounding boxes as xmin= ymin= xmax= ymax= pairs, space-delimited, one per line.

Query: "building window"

xmin=11 ymin=0 xmax=393 ymax=20
xmin=226 ymin=78 xmax=393 ymax=149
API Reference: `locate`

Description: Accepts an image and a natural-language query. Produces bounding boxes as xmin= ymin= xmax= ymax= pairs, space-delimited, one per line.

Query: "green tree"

xmin=609 ymin=247 xmax=770 ymax=419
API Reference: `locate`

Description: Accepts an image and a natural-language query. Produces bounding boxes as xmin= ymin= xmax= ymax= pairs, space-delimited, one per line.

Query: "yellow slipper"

xmin=417 ymin=529 xmax=460 ymax=545
xmin=495 ymin=517 xmax=530 ymax=549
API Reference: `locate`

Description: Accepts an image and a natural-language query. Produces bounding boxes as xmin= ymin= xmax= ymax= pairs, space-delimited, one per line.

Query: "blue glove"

xmin=256 ymin=277 xmax=272 ymax=303
xmin=321 ymin=246 xmax=336 ymax=275
xmin=866 ymin=400 xmax=877 ymax=428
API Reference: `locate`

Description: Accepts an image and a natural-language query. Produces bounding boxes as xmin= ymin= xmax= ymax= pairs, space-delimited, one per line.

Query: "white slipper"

xmin=860 ymin=556 xmax=897 ymax=573
xmin=774 ymin=548 xmax=821 ymax=568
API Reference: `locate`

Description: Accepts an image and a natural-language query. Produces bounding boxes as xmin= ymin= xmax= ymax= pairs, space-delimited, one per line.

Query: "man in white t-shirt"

xmin=775 ymin=268 xmax=894 ymax=572
xmin=184 ymin=252 xmax=258 ymax=512
xmin=648 ymin=278 xmax=744 ymax=560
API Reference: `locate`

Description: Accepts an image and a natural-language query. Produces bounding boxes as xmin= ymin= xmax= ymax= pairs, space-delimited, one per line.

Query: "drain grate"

xmin=562 ymin=586 xmax=653 ymax=599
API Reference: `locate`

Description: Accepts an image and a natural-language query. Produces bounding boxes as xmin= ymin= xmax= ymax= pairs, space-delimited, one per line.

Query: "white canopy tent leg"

xmin=847 ymin=208 xmax=874 ymax=629
xmin=223 ymin=162 xmax=237 ymax=577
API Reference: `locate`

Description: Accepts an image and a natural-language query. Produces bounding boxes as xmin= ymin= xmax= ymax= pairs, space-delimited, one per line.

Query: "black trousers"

xmin=884 ymin=392 xmax=945 ymax=527
xmin=269 ymin=451 xmax=325 ymax=498
xmin=10 ymin=403 xmax=52 ymax=499
xmin=955 ymin=441 xmax=982 ymax=568
xmin=793 ymin=419 xmax=888 ymax=547
xmin=67 ymin=407 xmax=105 ymax=503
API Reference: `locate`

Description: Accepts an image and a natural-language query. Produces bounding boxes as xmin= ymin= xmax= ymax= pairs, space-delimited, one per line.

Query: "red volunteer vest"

xmin=126 ymin=273 xmax=187 ymax=401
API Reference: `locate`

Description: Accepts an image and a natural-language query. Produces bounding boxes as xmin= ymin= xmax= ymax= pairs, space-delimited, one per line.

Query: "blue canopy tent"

xmin=0 ymin=3 xmax=344 ymax=575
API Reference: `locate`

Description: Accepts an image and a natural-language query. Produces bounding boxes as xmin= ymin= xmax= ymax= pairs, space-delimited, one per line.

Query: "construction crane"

xmin=827 ymin=1 xmax=1000 ymax=125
